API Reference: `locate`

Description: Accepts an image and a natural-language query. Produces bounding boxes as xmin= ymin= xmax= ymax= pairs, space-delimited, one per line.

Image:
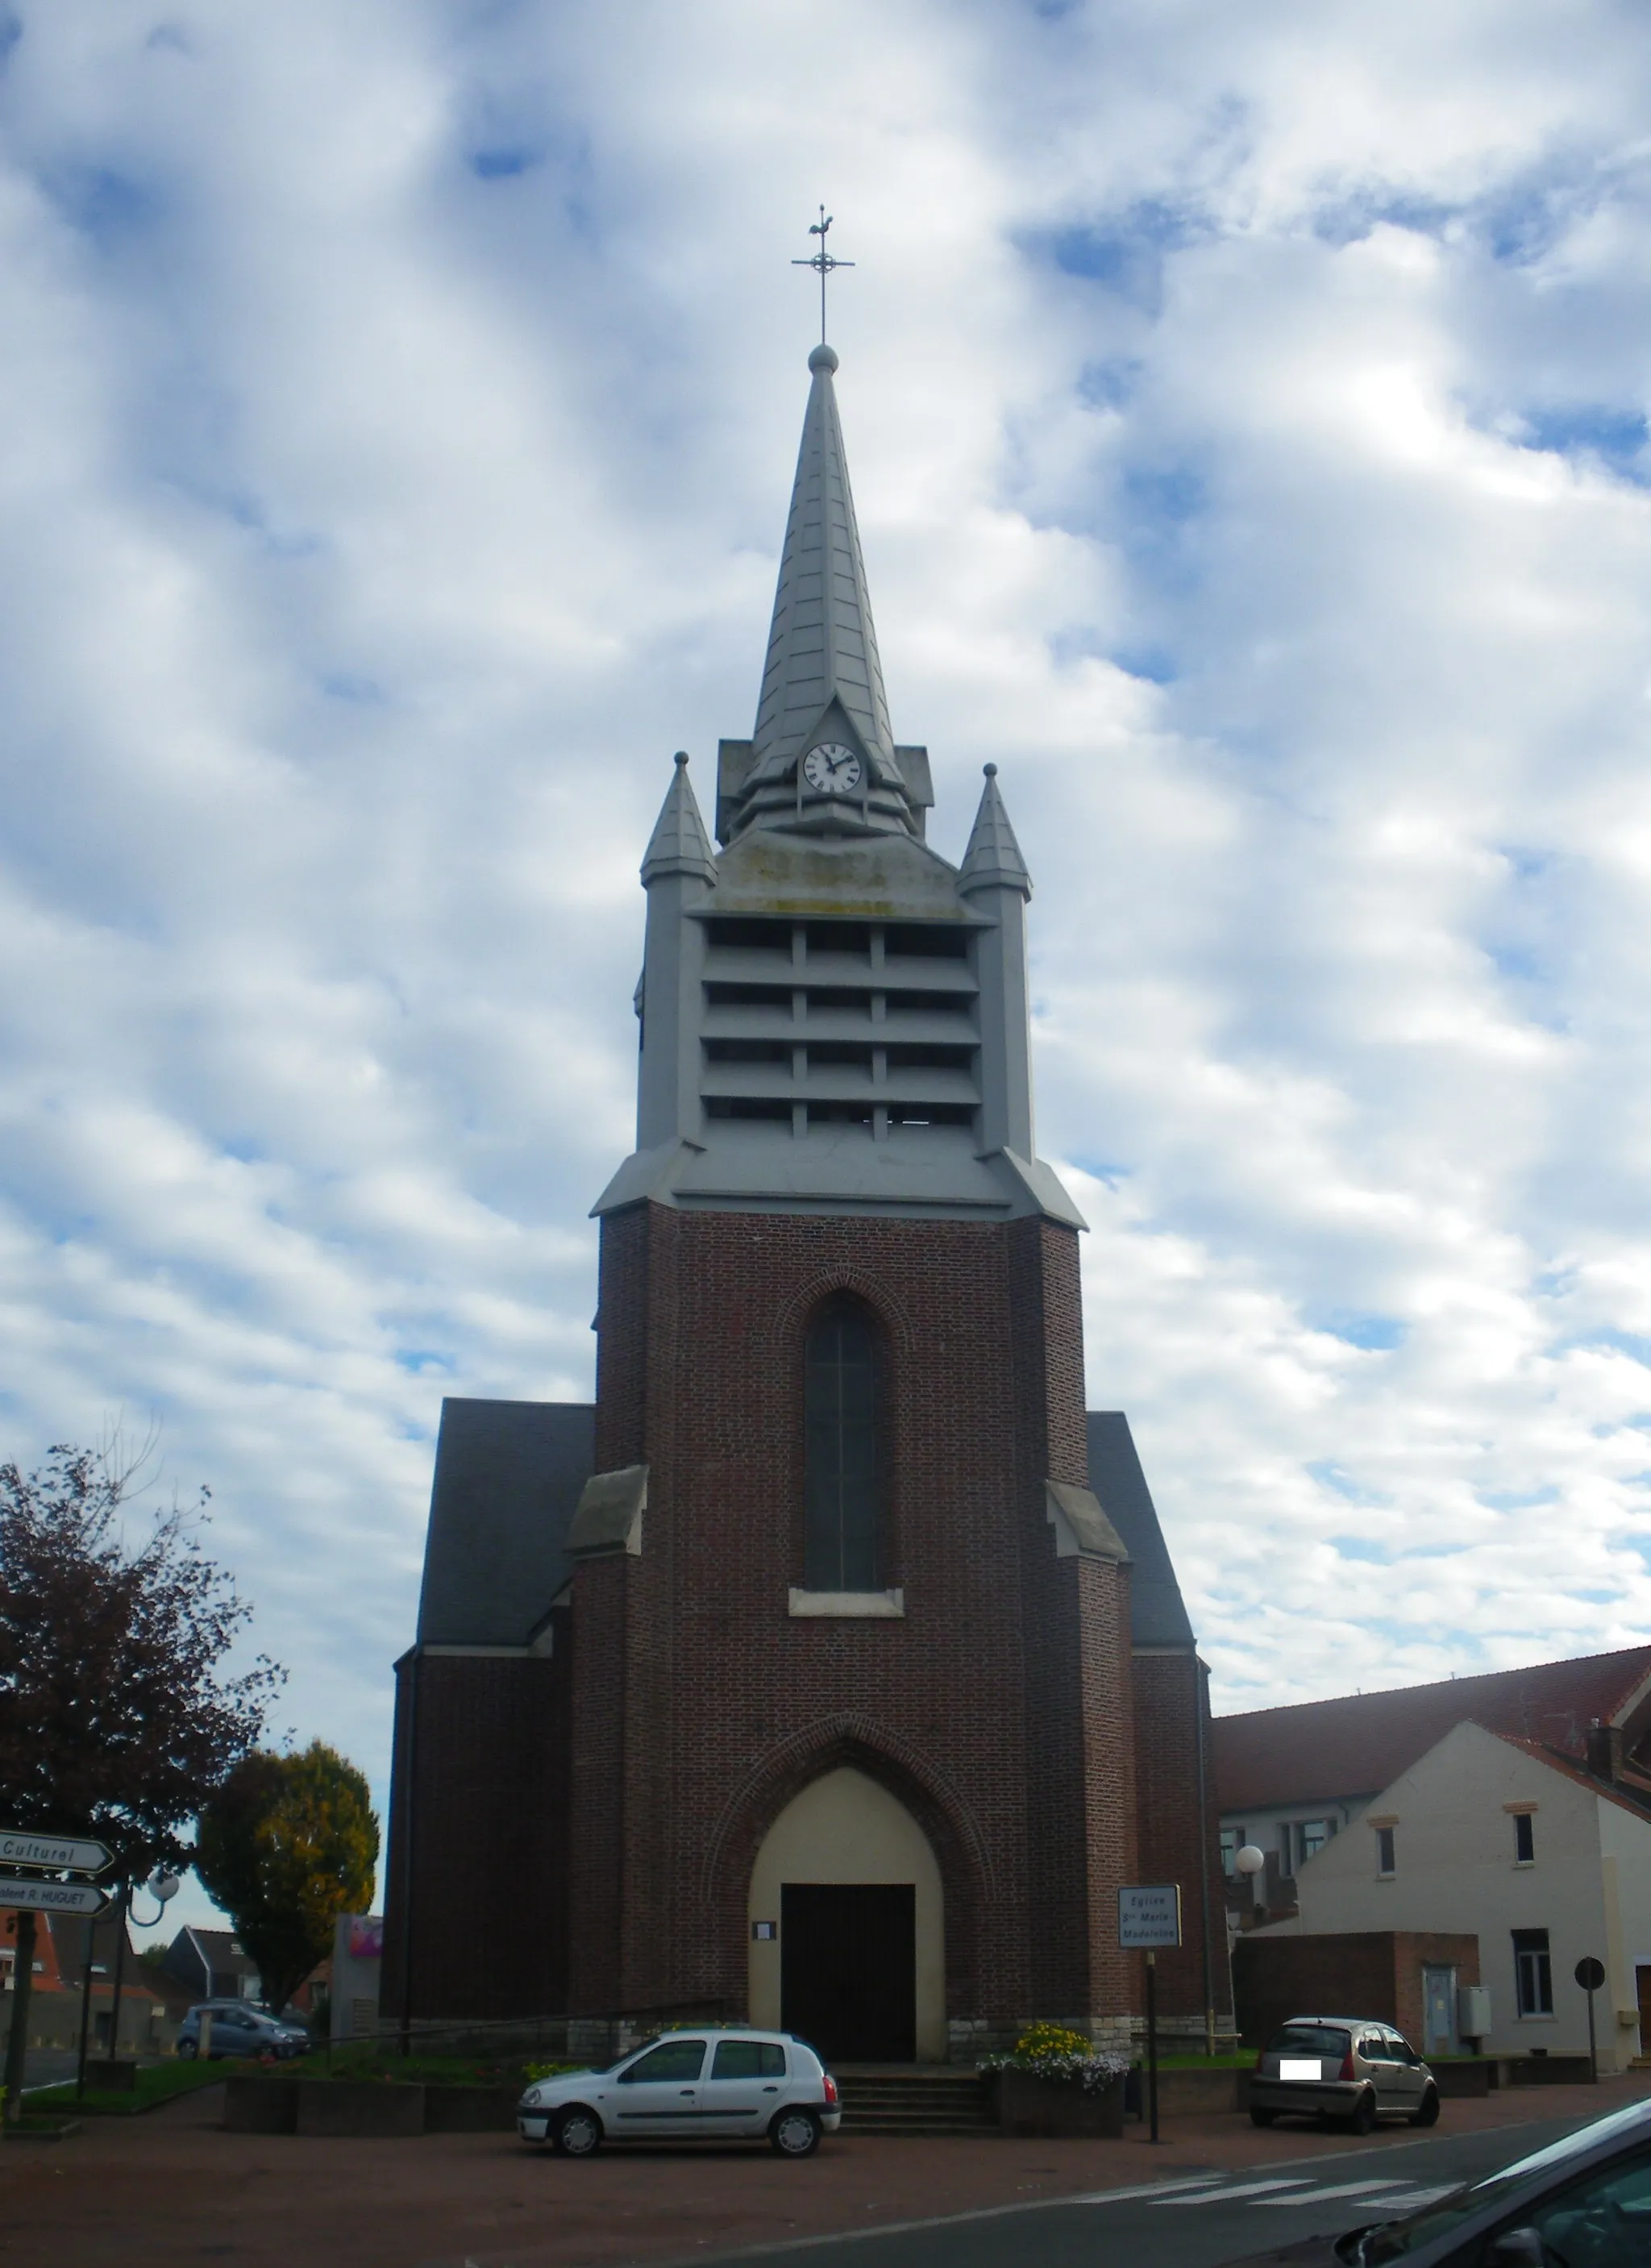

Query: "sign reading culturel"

xmin=0 ymin=1832 xmax=110 ymax=1875
xmin=1117 ymin=1883 xmax=1182 ymax=1949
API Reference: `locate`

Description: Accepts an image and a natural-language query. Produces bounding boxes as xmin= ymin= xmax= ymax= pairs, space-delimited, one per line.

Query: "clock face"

xmin=803 ymin=742 xmax=863 ymax=796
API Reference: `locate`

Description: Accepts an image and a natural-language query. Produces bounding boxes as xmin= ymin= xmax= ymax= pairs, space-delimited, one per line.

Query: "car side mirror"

xmin=1486 ymin=2233 xmax=1545 ymax=2266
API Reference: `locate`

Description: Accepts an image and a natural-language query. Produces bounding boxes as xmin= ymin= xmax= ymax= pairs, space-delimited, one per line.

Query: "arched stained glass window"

xmin=804 ymin=1297 xmax=881 ymax=1591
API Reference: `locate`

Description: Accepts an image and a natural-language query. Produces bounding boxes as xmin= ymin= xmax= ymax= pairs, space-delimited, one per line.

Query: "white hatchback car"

xmin=518 ymin=2028 xmax=842 ymax=2158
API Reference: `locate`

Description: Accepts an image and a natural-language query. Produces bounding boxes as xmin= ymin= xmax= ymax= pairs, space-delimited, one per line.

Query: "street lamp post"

xmin=98 ymin=1867 xmax=181 ymax=2085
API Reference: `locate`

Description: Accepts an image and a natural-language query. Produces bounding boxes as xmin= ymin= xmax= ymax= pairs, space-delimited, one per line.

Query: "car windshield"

xmin=1267 ymin=2024 xmax=1349 ymax=2058
xmin=1346 ymin=2101 xmax=1651 ymax=2263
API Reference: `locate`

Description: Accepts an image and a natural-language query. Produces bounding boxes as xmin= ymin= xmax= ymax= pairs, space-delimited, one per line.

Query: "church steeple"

xmin=724 ymin=346 xmax=917 ymax=841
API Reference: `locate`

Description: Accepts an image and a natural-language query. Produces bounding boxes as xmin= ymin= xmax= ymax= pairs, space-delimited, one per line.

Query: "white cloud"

xmin=4 ymin=0 xmax=1651 ymax=1929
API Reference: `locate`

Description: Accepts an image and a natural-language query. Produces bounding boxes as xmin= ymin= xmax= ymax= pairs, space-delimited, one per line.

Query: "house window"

xmin=1220 ymin=1829 xmax=1243 ymax=1877
xmin=1296 ymin=1819 xmax=1334 ymax=1866
xmin=1375 ymin=1825 xmax=1395 ymax=1875
xmin=1514 ymin=1813 xmax=1535 ymax=1864
xmin=804 ymin=1296 xmax=881 ymax=1591
xmin=1513 ymin=1929 xmax=1553 ymax=2016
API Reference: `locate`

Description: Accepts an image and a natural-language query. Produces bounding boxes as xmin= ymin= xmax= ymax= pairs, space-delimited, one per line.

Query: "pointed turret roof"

xmin=959 ymin=765 xmax=1032 ymax=897
xmin=751 ymin=343 xmax=894 ymax=775
xmin=641 ymin=752 xmax=717 ymax=886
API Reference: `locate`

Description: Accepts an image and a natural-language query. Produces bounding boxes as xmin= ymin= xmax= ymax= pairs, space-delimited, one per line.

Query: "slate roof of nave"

xmin=416 ymin=1397 xmax=1195 ymax=1654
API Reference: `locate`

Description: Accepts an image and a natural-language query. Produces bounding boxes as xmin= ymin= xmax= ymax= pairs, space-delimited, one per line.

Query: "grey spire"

xmin=751 ymin=343 xmax=894 ymax=772
xmin=959 ymin=765 xmax=1032 ymax=898
xmin=641 ymin=752 xmax=717 ymax=886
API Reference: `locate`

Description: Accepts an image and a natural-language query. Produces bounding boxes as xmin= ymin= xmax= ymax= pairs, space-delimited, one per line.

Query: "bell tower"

xmin=566 ymin=339 xmax=1147 ymax=2055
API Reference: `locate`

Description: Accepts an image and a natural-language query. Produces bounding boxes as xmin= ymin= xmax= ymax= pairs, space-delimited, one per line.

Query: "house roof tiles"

xmin=1213 ymin=1645 xmax=1651 ymax=1812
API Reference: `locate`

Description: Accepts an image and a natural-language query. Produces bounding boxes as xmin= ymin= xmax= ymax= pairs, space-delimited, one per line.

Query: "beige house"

xmin=1250 ymin=1718 xmax=1651 ymax=2074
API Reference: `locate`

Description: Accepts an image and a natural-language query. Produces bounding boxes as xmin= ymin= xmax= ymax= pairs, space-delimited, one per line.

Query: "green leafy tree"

xmin=195 ymin=1741 xmax=379 ymax=2016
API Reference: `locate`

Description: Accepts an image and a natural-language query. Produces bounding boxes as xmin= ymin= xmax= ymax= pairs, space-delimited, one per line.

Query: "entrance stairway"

xmin=833 ymin=2066 xmax=998 ymax=2137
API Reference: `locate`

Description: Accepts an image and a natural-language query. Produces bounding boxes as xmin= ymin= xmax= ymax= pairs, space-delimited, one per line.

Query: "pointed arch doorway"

xmin=747 ymin=1767 xmax=945 ymax=2062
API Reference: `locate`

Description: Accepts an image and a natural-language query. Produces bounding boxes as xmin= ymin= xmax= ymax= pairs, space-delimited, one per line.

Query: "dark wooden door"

xmin=780 ymin=1883 xmax=916 ymax=2062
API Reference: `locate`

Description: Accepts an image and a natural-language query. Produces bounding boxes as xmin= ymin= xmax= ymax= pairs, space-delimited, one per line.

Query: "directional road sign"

xmin=1117 ymin=1883 xmax=1183 ymax=1949
xmin=0 ymin=1875 xmax=110 ymax=1916
xmin=0 ymin=1831 xmax=111 ymax=1875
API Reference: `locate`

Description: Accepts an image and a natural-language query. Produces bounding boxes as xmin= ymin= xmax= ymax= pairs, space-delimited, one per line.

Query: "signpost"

xmin=1576 ymin=1956 xmax=1607 ymax=2083
xmin=0 ymin=1824 xmax=114 ymax=2124
xmin=1119 ymin=1886 xmax=1182 ymax=2144
xmin=0 ymin=1834 xmax=109 ymax=1876
xmin=0 ymin=1876 xmax=108 ymax=1916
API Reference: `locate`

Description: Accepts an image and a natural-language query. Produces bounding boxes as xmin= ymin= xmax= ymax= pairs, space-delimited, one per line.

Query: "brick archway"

xmin=701 ymin=1712 xmax=996 ymax=2027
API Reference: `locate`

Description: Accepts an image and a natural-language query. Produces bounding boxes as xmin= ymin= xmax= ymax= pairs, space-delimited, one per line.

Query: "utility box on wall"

xmin=1457 ymin=1985 xmax=1492 ymax=2041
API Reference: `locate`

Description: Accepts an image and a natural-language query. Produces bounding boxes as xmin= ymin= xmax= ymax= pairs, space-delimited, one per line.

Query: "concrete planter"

xmin=295 ymin=2080 xmax=425 ymax=2137
xmin=224 ymin=2077 xmax=299 ymax=2133
xmin=996 ymin=2067 xmax=1126 ymax=2138
xmin=422 ymin=2085 xmax=518 ymax=2133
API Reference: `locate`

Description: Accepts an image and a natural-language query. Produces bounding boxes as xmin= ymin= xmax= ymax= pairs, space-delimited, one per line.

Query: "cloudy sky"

xmin=6 ymin=0 xmax=1651 ymax=1930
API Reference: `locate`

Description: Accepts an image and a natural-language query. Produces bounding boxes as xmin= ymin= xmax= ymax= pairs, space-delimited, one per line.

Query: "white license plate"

xmin=1279 ymin=2058 xmax=1323 ymax=2081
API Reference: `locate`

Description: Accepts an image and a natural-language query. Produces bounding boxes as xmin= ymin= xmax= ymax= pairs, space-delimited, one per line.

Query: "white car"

xmin=518 ymin=2028 xmax=842 ymax=2158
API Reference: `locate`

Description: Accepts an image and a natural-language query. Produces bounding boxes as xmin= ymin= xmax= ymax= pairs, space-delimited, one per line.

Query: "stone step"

xmin=834 ymin=2071 xmax=997 ymax=2136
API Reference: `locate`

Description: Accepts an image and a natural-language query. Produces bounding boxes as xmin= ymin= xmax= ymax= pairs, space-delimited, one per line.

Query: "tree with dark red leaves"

xmin=0 ymin=1442 xmax=282 ymax=1872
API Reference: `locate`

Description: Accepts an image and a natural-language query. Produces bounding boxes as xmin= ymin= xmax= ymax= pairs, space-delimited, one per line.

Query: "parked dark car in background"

xmin=176 ymin=2001 xmax=308 ymax=2060
xmin=1250 ymin=2017 xmax=1439 ymax=2133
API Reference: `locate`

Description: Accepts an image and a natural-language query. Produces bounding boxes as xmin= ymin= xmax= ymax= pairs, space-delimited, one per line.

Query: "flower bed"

xmin=979 ymin=2024 xmax=1131 ymax=2137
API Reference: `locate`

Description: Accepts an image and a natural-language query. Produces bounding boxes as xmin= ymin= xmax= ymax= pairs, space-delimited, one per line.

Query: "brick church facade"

xmin=382 ymin=341 xmax=1223 ymax=2059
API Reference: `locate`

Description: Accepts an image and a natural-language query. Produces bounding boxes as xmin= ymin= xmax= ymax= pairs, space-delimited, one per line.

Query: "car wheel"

xmin=177 ymin=2040 xmax=198 ymax=2061
xmin=1409 ymin=2088 xmax=1440 ymax=2128
xmin=770 ymin=2108 xmax=821 ymax=2158
xmin=1349 ymin=2090 xmax=1379 ymax=2135
xmin=553 ymin=2107 xmax=603 ymax=2158
xmin=1249 ymin=2105 xmax=1275 ymax=2128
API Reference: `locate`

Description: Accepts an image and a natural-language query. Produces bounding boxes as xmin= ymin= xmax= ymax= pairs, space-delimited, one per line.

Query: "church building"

xmin=382 ymin=340 xmax=1221 ymax=2062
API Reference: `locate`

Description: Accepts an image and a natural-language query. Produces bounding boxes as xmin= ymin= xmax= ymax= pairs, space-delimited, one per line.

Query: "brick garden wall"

xmin=1233 ymin=1930 xmax=1479 ymax=2049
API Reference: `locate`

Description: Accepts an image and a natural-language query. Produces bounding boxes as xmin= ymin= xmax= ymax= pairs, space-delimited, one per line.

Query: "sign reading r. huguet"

xmin=0 ymin=1831 xmax=110 ymax=1875
xmin=0 ymin=1874 xmax=109 ymax=1916
xmin=1117 ymin=1883 xmax=1182 ymax=1948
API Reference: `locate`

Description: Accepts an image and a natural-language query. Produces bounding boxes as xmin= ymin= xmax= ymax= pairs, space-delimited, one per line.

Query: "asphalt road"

xmin=717 ymin=2110 xmax=1600 ymax=2268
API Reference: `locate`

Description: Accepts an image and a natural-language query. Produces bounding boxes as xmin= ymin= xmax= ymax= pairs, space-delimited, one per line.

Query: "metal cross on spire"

xmin=792 ymin=206 xmax=854 ymax=343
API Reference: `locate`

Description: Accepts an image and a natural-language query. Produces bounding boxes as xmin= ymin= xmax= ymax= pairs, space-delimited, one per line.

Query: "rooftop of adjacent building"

xmin=1213 ymin=1642 xmax=1651 ymax=1814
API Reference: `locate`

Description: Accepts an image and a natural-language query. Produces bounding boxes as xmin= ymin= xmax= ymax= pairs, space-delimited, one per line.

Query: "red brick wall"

xmin=381 ymin=1637 xmax=569 ymax=2021
xmin=1132 ymin=1650 xmax=1227 ymax=2021
xmin=559 ymin=1199 xmax=1169 ymax=2033
xmin=1233 ymin=1931 xmax=1479 ymax=2049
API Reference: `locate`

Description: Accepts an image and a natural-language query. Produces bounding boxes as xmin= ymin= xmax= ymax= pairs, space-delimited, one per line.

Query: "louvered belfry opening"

xmin=804 ymin=1295 xmax=882 ymax=1591
xmin=700 ymin=914 xmax=981 ymax=1139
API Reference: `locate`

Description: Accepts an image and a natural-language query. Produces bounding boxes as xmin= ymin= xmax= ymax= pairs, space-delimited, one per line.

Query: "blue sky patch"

xmin=1320 ymin=1312 xmax=1406 ymax=1351
xmin=469 ymin=147 xmax=540 ymax=180
xmin=1524 ymin=405 xmax=1649 ymax=483
xmin=1332 ymin=1535 xmax=1389 ymax=1563
xmin=44 ymin=164 xmax=158 ymax=243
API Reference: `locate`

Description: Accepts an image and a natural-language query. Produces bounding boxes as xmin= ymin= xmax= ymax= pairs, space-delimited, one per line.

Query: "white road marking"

xmin=1266 ymin=2179 xmax=1429 ymax=2206
xmin=1156 ymin=2178 xmax=1315 ymax=2205
xmin=1264 ymin=2181 xmax=1461 ymax=2213
xmin=1071 ymin=2177 xmax=1227 ymax=2205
